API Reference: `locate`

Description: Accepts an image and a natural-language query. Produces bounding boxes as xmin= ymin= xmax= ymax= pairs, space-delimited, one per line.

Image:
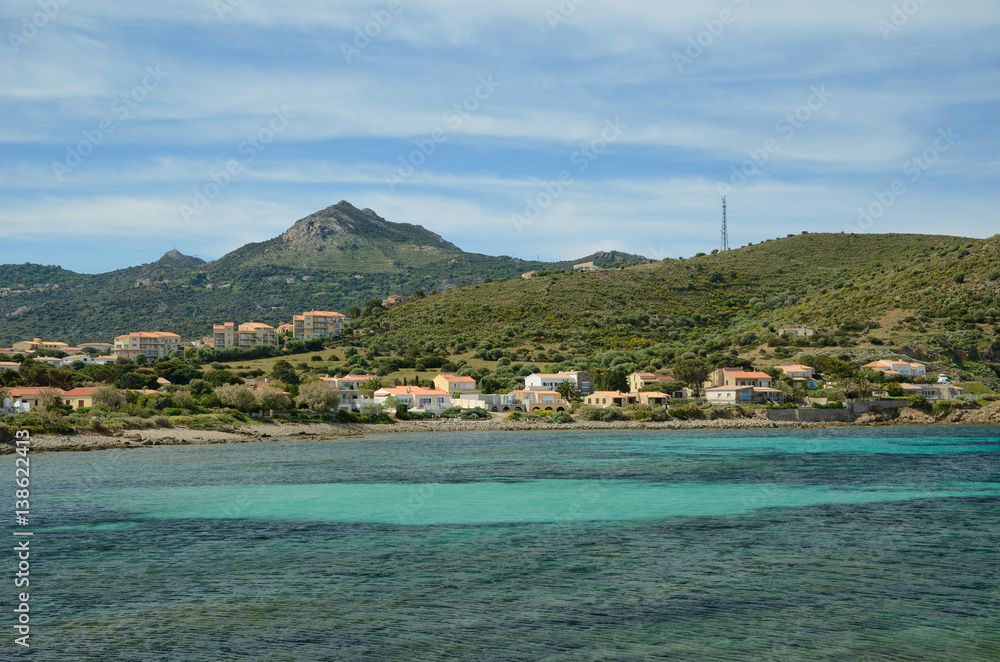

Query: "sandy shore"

xmin=4 ymin=405 xmax=998 ymax=454
xmin=0 ymin=417 xmax=854 ymax=455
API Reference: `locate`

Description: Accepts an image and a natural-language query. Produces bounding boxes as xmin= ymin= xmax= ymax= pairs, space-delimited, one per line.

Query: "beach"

xmin=8 ymin=401 xmax=1000 ymax=454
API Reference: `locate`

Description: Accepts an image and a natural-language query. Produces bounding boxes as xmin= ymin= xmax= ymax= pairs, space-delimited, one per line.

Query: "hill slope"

xmin=0 ymin=202 xmax=645 ymax=343
xmin=366 ymin=232 xmax=999 ymax=376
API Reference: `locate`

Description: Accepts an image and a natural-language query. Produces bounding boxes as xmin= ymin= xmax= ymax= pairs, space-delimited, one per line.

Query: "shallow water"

xmin=5 ymin=426 xmax=1000 ymax=660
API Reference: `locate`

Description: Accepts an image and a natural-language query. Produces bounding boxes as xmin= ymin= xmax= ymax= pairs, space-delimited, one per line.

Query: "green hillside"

xmin=0 ymin=202 xmax=647 ymax=344
xmin=356 ymin=232 xmax=1000 ymax=383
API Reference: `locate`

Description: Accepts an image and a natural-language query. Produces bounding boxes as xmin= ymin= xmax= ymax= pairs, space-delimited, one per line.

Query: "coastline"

xmin=5 ymin=405 xmax=999 ymax=454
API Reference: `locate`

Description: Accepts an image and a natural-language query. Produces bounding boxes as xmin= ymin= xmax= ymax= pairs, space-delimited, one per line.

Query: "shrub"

xmin=460 ymin=407 xmax=490 ymax=420
xmin=93 ymin=386 xmax=126 ymax=411
xmin=813 ymin=401 xmax=845 ymax=409
xmin=440 ymin=407 xmax=462 ymax=419
xmin=577 ymin=406 xmax=625 ymax=422
xmin=506 ymin=411 xmax=524 ymax=420
xmin=336 ymin=409 xmax=360 ymax=423
xmin=907 ymin=394 xmax=930 ymax=411
xmin=954 ymin=273 xmax=965 ymax=284
xmin=550 ymin=411 xmax=574 ymax=424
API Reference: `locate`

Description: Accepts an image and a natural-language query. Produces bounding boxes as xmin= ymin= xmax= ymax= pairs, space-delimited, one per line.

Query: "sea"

xmin=4 ymin=426 xmax=1000 ymax=661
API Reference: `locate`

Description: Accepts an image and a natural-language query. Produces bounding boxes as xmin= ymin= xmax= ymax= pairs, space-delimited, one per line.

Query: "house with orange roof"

xmin=775 ymin=364 xmax=819 ymax=389
xmin=627 ymin=371 xmax=678 ymax=393
xmin=863 ymin=359 xmax=926 ymax=377
xmin=12 ymin=338 xmax=69 ymax=352
xmin=573 ymin=261 xmax=600 ymax=271
xmin=433 ymin=374 xmax=480 ymax=397
xmin=706 ymin=367 xmax=773 ymax=389
xmin=0 ymin=361 xmax=19 ymax=372
xmin=584 ymin=391 xmax=638 ymax=408
xmin=510 ymin=390 xmax=570 ymax=411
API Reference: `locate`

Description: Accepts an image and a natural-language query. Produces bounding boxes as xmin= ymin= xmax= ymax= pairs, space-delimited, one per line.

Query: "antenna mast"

xmin=721 ymin=196 xmax=730 ymax=251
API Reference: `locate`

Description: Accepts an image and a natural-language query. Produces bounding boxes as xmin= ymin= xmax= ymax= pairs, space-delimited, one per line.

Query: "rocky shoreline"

xmin=4 ymin=405 xmax=999 ymax=454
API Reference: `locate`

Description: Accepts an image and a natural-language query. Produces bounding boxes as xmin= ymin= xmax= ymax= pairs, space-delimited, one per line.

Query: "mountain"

xmin=0 ymin=202 xmax=643 ymax=344
xmin=208 ymin=202 xmax=462 ymax=275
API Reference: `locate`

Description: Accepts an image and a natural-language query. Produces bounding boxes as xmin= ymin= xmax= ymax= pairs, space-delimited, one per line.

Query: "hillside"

xmin=360 ymin=232 xmax=1000 ymax=382
xmin=0 ymin=202 xmax=644 ymax=344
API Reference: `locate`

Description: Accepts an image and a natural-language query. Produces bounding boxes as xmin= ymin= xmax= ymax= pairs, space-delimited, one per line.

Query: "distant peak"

xmin=162 ymin=249 xmax=185 ymax=259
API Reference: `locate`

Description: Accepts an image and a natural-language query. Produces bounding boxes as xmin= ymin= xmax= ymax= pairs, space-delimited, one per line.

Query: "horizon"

xmin=1 ymin=2 xmax=998 ymax=272
xmin=1 ymin=205 xmax=991 ymax=275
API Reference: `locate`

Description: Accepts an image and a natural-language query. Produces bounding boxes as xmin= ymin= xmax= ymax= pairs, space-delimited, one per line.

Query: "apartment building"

xmin=113 ymin=332 xmax=182 ymax=360
xmin=214 ymin=322 xmax=278 ymax=349
xmin=293 ymin=311 xmax=350 ymax=340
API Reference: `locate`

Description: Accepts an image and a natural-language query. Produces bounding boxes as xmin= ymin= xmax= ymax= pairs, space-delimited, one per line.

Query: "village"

xmin=0 ymin=305 xmax=967 ymax=419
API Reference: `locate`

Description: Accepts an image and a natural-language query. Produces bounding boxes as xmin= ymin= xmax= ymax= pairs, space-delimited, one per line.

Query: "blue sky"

xmin=1 ymin=0 xmax=998 ymax=273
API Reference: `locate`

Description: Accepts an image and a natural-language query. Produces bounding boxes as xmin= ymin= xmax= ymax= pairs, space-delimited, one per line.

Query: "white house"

xmin=451 ymin=393 xmax=526 ymax=413
xmin=524 ymin=371 xmax=594 ymax=395
xmin=320 ymin=375 xmax=377 ymax=412
xmin=374 ymin=386 xmax=452 ymax=415
xmin=705 ymin=386 xmax=784 ymax=405
xmin=60 ymin=354 xmax=94 ymax=367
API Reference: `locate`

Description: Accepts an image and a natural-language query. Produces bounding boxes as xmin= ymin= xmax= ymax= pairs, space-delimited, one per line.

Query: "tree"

xmin=39 ymin=388 xmax=63 ymax=411
xmin=0 ymin=385 xmax=9 ymax=408
xmin=361 ymin=377 xmax=383 ymax=391
xmin=269 ymin=360 xmax=299 ymax=385
xmin=93 ymin=386 xmax=126 ymax=411
xmin=256 ymin=387 xmax=292 ymax=413
xmin=674 ymin=359 xmax=710 ymax=396
xmin=296 ymin=380 xmax=340 ymax=412
xmin=153 ymin=359 xmax=203 ymax=386
xmin=214 ymin=384 xmax=256 ymax=412
xmin=556 ymin=381 xmax=580 ymax=401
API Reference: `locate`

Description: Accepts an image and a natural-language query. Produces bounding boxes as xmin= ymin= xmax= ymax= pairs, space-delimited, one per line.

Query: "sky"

xmin=1 ymin=0 xmax=998 ymax=273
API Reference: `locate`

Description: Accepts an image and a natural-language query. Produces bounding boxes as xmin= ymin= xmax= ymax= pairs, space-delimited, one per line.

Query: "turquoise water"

xmin=5 ymin=426 xmax=1000 ymax=660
